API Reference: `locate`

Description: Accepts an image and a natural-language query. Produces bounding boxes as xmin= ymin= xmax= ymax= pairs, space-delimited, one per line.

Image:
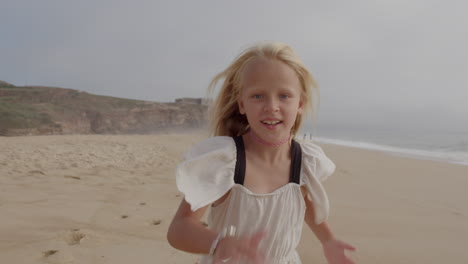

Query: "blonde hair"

xmin=207 ymin=42 xmax=318 ymax=137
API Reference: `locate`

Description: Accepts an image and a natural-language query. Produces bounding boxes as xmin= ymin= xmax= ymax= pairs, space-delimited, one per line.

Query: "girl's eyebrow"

xmin=244 ymin=86 xmax=265 ymax=92
xmin=244 ymin=85 xmax=298 ymax=93
xmin=276 ymin=87 xmax=297 ymax=94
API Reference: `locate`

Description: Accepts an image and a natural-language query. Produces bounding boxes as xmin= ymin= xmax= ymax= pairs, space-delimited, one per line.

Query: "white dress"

xmin=176 ymin=136 xmax=335 ymax=264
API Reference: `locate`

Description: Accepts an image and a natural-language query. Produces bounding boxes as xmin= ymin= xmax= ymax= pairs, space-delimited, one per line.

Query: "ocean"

xmin=299 ymin=124 xmax=468 ymax=166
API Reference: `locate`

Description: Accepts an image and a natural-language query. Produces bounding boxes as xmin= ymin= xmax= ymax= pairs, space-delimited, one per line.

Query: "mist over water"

xmin=300 ymin=121 xmax=468 ymax=166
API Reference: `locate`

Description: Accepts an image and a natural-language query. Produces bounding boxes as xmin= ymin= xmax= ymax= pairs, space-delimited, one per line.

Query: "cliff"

xmin=0 ymin=81 xmax=208 ymax=136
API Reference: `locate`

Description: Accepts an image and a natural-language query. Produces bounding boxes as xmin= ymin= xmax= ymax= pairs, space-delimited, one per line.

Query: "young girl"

xmin=167 ymin=42 xmax=356 ymax=264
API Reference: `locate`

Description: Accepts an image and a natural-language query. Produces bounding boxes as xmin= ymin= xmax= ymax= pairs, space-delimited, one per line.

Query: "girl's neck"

xmin=249 ymin=130 xmax=291 ymax=147
xmin=244 ymin=130 xmax=292 ymax=163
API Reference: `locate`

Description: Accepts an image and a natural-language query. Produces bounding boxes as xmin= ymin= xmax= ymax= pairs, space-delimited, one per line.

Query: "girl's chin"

xmin=254 ymin=124 xmax=291 ymax=134
xmin=251 ymin=128 xmax=291 ymax=140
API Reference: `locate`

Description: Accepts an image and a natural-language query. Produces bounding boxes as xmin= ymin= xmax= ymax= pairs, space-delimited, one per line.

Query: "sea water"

xmin=299 ymin=124 xmax=468 ymax=166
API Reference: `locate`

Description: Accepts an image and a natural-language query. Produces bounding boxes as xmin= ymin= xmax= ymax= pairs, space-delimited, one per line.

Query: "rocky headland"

xmin=0 ymin=80 xmax=208 ymax=136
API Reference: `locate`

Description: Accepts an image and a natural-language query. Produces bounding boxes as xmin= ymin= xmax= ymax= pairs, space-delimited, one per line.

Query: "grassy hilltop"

xmin=0 ymin=81 xmax=207 ymax=136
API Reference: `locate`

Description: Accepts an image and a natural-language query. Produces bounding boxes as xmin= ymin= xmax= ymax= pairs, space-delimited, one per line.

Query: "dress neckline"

xmin=232 ymin=135 xmax=302 ymax=186
xmin=232 ymin=182 xmax=302 ymax=197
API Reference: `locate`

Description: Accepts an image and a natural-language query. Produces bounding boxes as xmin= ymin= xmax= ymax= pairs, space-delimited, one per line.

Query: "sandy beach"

xmin=0 ymin=133 xmax=467 ymax=264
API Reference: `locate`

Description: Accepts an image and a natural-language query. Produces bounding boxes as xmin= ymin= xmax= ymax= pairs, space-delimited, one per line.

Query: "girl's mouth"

xmin=262 ymin=120 xmax=281 ymax=125
xmin=261 ymin=120 xmax=282 ymax=129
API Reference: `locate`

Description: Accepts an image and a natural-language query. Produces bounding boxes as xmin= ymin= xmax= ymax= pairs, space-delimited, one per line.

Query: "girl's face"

xmin=238 ymin=58 xmax=303 ymax=142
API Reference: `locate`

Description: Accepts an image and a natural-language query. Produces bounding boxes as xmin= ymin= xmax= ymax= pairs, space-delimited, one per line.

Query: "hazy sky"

xmin=1 ymin=0 xmax=467 ymax=130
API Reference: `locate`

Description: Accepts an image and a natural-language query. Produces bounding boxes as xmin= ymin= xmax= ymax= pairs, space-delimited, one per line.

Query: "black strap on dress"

xmin=232 ymin=135 xmax=302 ymax=185
xmin=289 ymin=139 xmax=302 ymax=184
xmin=233 ymin=136 xmax=246 ymax=185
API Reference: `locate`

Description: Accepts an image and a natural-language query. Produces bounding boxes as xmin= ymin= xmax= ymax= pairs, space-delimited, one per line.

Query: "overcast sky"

xmin=1 ymin=0 xmax=467 ymax=130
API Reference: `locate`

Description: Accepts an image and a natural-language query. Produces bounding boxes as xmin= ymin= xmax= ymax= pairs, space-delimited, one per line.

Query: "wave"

xmin=306 ymin=136 xmax=468 ymax=166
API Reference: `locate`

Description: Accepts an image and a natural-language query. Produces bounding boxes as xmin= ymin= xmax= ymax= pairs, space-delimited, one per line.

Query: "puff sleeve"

xmin=300 ymin=141 xmax=336 ymax=224
xmin=175 ymin=136 xmax=236 ymax=212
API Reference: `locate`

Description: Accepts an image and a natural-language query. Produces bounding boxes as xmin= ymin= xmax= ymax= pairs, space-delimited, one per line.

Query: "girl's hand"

xmin=322 ymin=239 xmax=356 ymax=264
xmin=213 ymin=231 xmax=267 ymax=264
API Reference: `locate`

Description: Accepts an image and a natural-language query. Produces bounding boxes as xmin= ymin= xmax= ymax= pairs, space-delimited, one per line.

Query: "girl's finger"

xmin=340 ymin=241 xmax=356 ymax=251
xmin=238 ymin=242 xmax=255 ymax=256
xmin=246 ymin=233 xmax=268 ymax=262
xmin=249 ymin=230 xmax=268 ymax=247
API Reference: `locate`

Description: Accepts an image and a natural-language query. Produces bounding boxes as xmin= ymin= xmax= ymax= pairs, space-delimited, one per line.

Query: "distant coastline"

xmin=0 ymin=81 xmax=208 ymax=136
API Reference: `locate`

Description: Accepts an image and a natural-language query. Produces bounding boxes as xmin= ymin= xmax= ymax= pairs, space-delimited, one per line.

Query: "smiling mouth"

xmin=261 ymin=120 xmax=282 ymax=125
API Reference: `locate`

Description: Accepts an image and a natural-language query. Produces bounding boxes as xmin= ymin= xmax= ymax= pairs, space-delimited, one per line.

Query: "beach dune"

xmin=0 ymin=133 xmax=467 ymax=263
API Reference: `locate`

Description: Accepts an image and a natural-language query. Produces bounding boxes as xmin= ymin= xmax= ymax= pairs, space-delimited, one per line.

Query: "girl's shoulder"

xmin=182 ymin=136 xmax=236 ymax=160
xmin=297 ymin=140 xmax=336 ymax=225
xmin=176 ymin=136 xmax=237 ymax=212
xmin=298 ymin=140 xmax=336 ymax=182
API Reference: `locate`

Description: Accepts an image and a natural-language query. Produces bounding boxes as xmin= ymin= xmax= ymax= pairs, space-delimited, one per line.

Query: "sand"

xmin=0 ymin=133 xmax=467 ymax=264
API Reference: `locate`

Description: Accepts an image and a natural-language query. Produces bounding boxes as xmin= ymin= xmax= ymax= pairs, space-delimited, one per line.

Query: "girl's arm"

xmin=302 ymin=188 xmax=335 ymax=243
xmin=167 ymin=199 xmax=215 ymax=253
xmin=301 ymin=187 xmax=356 ymax=264
xmin=167 ymin=198 xmax=267 ymax=263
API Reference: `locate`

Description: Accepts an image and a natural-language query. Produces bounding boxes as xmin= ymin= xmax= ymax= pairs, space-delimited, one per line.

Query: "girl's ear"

xmin=297 ymin=100 xmax=304 ymax=115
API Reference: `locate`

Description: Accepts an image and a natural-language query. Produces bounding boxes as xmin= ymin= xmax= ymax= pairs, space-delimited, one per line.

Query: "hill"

xmin=0 ymin=81 xmax=208 ymax=136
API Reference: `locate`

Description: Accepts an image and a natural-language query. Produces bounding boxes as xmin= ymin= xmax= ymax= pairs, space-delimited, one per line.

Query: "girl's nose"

xmin=263 ymin=98 xmax=279 ymax=113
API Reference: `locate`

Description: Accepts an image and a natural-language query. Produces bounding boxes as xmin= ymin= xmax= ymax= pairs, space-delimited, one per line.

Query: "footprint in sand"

xmin=452 ymin=211 xmax=465 ymax=217
xmin=65 ymin=229 xmax=86 ymax=245
xmin=338 ymin=169 xmax=350 ymax=175
xmin=151 ymin=219 xmax=162 ymax=225
xmin=43 ymin=250 xmax=58 ymax=257
xmin=28 ymin=170 xmax=45 ymax=175
xmin=42 ymin=249 xmax=74 ymax=264
xmin=64 ymin=175 xmax=81 ymax=180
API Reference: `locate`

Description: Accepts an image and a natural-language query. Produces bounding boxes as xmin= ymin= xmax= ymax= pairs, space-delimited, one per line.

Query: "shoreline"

xmin=309 ymin=136 xmax=468 ymax=167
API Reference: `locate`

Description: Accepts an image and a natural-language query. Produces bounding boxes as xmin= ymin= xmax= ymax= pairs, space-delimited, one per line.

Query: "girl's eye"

xmin=280 ymin=94 xmax=290 ymax=99
xmin=252 ymin=94 xmax=263 ymax=99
